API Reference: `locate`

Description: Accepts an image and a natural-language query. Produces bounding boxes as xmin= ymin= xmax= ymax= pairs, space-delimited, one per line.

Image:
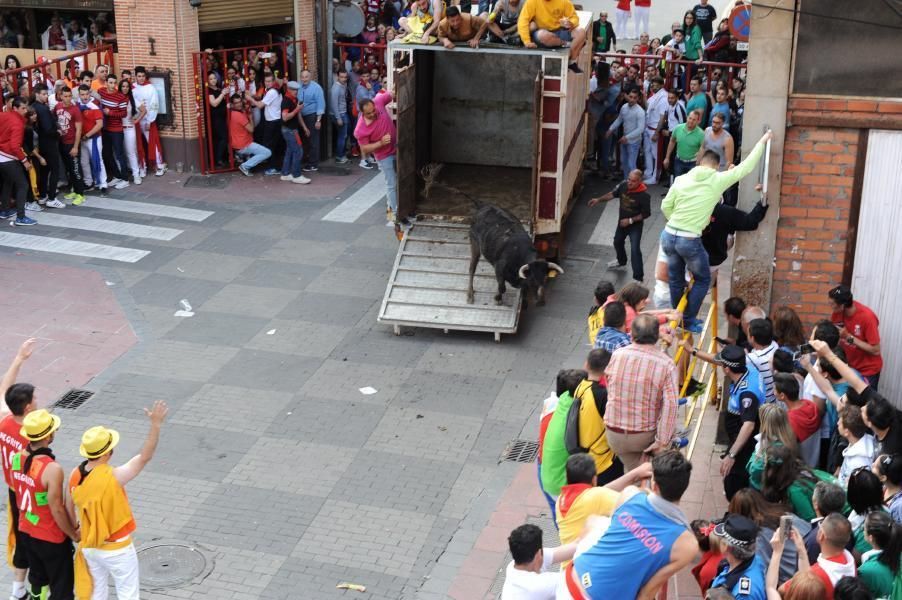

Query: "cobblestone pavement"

xmin=0 ymin=165 xmax=673 ymax=598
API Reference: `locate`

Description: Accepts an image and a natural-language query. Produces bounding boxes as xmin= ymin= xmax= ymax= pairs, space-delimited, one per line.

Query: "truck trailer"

xmin=377 ymin=16 xmax=592 ymax=340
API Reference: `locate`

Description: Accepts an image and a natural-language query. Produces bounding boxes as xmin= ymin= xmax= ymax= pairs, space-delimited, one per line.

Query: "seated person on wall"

xmin=437 ymin=6 xmax=506 ymax=49
xmin=517 ymin=0 xmax=587 ymax=73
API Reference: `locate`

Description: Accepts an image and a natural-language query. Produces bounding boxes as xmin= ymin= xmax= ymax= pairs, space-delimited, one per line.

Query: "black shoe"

xmin=568 ymin=62 xmax=583 ymax=74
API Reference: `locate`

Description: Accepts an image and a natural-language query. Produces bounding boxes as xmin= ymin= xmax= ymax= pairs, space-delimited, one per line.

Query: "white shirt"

xmin=262 ymin=88 xmax=281 ymax=122
xmin=501 ymin=548 xmax=557 ymax=600
xmin=645 ymin=88 xmax=669 ymax=129
xmin=132 ymin=82 xmax=160 ymax=124
xmin=838 ymin=434 xmax=876 ymax=488
xmin=747 ymin=341 xmax=778 ymax=404
xmin=667 ymin=99 xmax=687 ymax=130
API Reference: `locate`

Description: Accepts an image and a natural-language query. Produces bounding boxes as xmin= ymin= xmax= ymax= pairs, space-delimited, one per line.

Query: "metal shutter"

xmin=197 ymin=0 xmax=294 ymax=32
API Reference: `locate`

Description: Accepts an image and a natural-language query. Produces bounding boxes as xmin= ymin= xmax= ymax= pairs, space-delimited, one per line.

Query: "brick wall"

xmin=114 ymin=0 xmax=201 ymax=141
xmin=295 ymin=0 xmax=317 ymax=77
xmin=771 ymin=97 xmax=902 ymax=326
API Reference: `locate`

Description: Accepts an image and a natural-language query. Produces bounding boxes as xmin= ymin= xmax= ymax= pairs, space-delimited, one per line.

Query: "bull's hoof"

xmin=466 ymin=292 xmax=475 ymax=304
xmin=494 ymin=295 xmax=503 ymax=306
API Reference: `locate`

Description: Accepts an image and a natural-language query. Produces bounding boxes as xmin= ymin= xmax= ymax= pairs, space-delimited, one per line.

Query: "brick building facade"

xmin=772 ymin=99 xmax=902 ymax=325
xmin=112 ymin=0 xmax=318 ymax=168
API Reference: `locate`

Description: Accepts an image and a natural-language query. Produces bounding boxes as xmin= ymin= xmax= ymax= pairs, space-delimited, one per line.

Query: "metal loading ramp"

xmin=377 ymin=220 xmax=522 ymax=341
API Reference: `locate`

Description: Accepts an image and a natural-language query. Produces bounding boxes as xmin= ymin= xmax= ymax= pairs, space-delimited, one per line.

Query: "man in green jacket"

xmin=660 ymin=129 xmax=772 ymax=333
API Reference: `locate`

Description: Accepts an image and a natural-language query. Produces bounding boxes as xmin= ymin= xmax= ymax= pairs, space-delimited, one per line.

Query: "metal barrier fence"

xmin=2 ymin=45 xmax=115 ymax=98
xmin=192 ymin=39 xmax=309 ymax=175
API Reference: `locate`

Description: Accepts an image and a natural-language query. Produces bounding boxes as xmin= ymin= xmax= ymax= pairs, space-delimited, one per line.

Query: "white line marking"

xmin=36 ymin=213 xmax=183 ymax=241
xmin=0 ymin=232 xmax=150 ymax=263
xmin=83 ymin=196 xmax=213 ymax=222
xmin=321 ymin=176 xmax=386 ymax=223
xmin=587 ymin=203 xmax=619 ymax=246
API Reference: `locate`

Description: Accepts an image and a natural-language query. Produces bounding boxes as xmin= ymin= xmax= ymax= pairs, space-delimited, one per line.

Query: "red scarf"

xmin=557 ymin=483 xmax=593 ymax=518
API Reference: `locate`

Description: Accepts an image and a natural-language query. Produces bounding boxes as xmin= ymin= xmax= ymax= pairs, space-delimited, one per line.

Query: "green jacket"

xmin=540 ymin=391 xmax=574 ymax=497
xmin=859 ymin=550 xmax=895 ymax=599
xmin=661 ymin=139 xmax=767 ymax=235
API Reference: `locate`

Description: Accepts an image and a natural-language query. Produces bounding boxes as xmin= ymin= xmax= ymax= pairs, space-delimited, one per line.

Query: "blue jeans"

xmin=236 ymin=142 xmax=272 ymax=171
xmin=332 ymin=116 xmax=349 ymax=159
xmin=281 ymin=128 xmax=303 ymax=177
xmin=660 ymin=230 xmax=711 ymax=321
xmin=620 ymin=140 xmax=640 ymax=180
xmin=537 ymin=461 xmax=558 ymax=529
xmin=378 ymin=154 xmax=398 ymax=214
xmin=674 ymin=157 xmax=695 ymax=177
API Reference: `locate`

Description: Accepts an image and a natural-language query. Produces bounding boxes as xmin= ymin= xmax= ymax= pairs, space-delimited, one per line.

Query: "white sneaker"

xmin=359 ymin=159 xmax=374 ymax=170
xmin=606 ymin=259 xmax=626 ymax=270
xmin=138 ymin=169 xmax=147 ymax=179
xmin=155 ymin=164 xmax=167 ymax=176
xmin=24 ymin=202 xmax=43 ymax=212
xmin=45 ymin=199 xmax=66 ymax=209
xmin=291 ymin=175 xmax=311 ymax=184
xmin=114 ymin=180 xmax=130 ymax=190
xmin=133 ymin=175 xmax=142 ymax=185
xmin=109 ymin=177 xmax=123 ymax=186
xmin=279 ymin=175 xmax=293 ymax=181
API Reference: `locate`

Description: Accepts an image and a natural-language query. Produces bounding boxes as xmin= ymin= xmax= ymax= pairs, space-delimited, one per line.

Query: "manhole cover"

xmin=137 ymin=540 xmax=214 ymax=589
xmin=183 ymin=175 xmax=230 ymax=189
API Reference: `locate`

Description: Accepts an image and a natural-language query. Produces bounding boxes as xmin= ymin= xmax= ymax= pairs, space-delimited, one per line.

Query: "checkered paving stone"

xmin=0 ymin=172 xmax=675 ymax=599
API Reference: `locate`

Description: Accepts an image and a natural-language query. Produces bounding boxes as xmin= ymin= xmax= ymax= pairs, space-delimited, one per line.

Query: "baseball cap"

xmin=713 ymin=345 xmax=746 ymax=370
xmin=286 ymin=81 xmax=300 ymax=90
xmin=713 ymin=514 xmax=758 ymax=547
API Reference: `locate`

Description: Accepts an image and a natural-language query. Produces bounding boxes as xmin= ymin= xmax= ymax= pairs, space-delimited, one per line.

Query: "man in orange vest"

xmin=67 ymin=400 xmax=168 ymax=600
xmin=0 ymin=338 xmax=37 ymax=600
xmin=12 ymin=409 xmax=79 ymax=600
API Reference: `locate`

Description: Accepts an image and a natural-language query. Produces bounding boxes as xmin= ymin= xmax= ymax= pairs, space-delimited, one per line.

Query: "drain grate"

xmin=137 ymin=540 xmax=214 ymax=589
xmin=54 ymin=389 xmax=94 ymax=410
xmin=500 ymin=439 xmax=539 ymax=464
xmin=183 ymin=175 xmax=230 ymax=189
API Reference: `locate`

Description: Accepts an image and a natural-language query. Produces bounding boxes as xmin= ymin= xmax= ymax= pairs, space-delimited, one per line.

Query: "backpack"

xmin=564 ymin=381 xmax=608 ymax=455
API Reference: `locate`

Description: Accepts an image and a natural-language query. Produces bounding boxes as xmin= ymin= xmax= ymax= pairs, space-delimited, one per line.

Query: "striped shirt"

xmin=604 ymin=343 xmax=680 ymax=445
xmin=747 ymin=341 xmax=778 ymax=404
xmin=96 ymin=88 xmax=128 ymax=133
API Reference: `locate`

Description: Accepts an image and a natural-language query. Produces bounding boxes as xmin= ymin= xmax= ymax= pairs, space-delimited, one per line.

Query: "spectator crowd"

xmin=0 ymin=9 xmax=116 ymax=50
xmin=0 ymin=63 xmax=167 ymax=226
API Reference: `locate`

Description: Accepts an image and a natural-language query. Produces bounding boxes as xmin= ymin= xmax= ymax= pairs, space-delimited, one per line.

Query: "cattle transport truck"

xmin=376 ymin=13 xmax=593 ymax=341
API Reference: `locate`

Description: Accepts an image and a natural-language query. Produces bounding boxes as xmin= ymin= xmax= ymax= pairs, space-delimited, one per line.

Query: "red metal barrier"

xmin=192 ymin=39 xmax=309 ymax=175
xmin=334 ymin=42 xmax=387 ymax=76
xmin=3 ymin=45 xmax=115 ymax=98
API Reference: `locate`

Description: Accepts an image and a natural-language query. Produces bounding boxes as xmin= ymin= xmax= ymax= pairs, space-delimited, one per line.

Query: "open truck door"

xmin=395 ymin=63 xmax=417 ymax=222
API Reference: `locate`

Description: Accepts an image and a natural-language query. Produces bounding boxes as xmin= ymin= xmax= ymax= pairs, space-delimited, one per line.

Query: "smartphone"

xmin=780 ymin=514 xmax=793 ymax=540
xmin=714 ymin=336 xmax=728 ymax=345
xmin=798 ymin=343 xmax=814 ymax=355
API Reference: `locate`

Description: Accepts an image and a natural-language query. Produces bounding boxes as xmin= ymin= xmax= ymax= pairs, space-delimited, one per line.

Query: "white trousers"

xmin=123 ymin=126 xmax=141 ymax=177
xmin=643 ymin=128 xmax=659 ymax=183
xmin=81 ymin=542 xmax=140 ymax=600
xmin=80 ymin=136 xmax=107 ymax=188
xmin=139 ymin=119 xmax=164 ymax=165
xmin=633 ymin=6 xmax=649 ymax=38
xmin=614 ymin=9 xmax=630 ymax=40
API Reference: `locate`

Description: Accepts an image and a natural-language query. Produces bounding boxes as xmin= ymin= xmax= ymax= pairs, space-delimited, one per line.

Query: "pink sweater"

xmin=353 ymin=90 xmax=396 ymax=161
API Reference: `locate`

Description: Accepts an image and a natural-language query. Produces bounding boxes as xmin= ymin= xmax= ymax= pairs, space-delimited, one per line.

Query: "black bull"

xmin=465 ymin=203 xmax=563 ymax=307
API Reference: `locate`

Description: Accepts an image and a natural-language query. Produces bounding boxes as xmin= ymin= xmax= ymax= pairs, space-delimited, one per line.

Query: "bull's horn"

xmin=547 ymin=262 xmax=564 ymax=275
xmin=518 ymin=265 xmax=529 ymax=279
